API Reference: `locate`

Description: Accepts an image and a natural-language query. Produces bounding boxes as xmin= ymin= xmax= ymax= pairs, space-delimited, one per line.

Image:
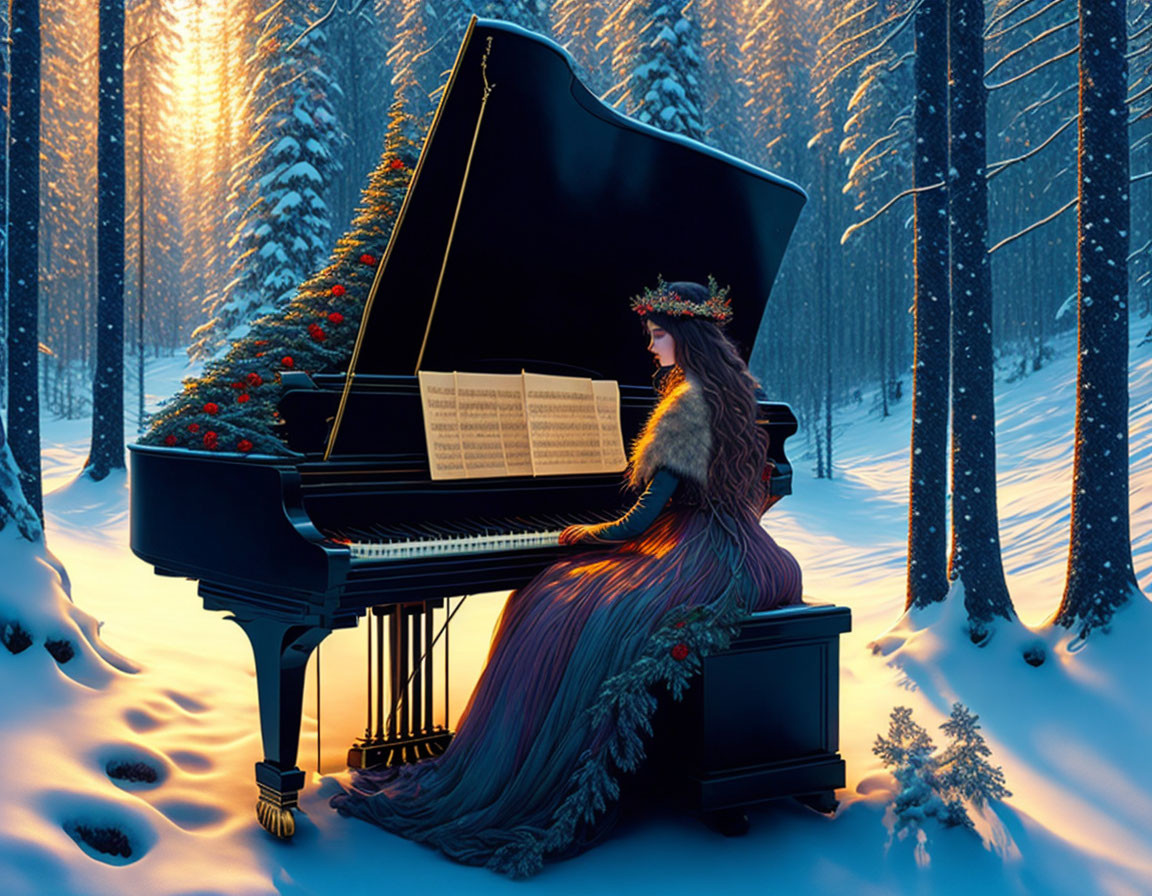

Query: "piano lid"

xmin=355 ymin=18 xmax=807 ymax=387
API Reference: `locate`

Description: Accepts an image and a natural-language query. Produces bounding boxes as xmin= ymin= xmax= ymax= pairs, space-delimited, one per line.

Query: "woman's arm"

xmin=559 ymin=469 xmax=680 ymax=544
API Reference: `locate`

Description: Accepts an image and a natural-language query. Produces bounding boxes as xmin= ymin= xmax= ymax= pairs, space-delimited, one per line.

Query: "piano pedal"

xmin=347 ymin=729 xmax=454 ymax=769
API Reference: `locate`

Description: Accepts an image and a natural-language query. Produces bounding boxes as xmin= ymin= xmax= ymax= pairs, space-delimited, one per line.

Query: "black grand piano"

xmin=130 ymin=18 xmax=848 ymax=839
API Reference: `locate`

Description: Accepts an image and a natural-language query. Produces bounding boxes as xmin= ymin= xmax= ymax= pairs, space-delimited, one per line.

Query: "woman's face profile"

xmin=646 ymin=319 xmax=676 ymax=367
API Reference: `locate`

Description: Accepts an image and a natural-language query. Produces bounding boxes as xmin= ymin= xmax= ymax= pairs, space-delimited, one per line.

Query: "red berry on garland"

xmin=282 ymin=356 xmax=295 ymax=368
xmin=164 ymin=434 xmax=177 ymax=446
xmin=359 ymin=253 xmax=377 ymax=266
xmin=311 ymin=327 xmax=327 ymax=342
xmin=327 ymin=312 xmax=344 ymax=324
xmin=204 ymin=402 xmax=219 ymax=415
xmin=237 ymin=393 xmax=250 ymax=404
xmin=246 ymin=372 xmax=263 ymax=387
xmin=670 ymin=643 xmax=690 ymax=661
xmin=331 ymin=284 xmax=346 ymax=297
xmin=390 ymin=158 xmax=404 ymax=170
xmin=187 ymin=422 xmax=200 ymax=433
xmin=237 ymin=439 xmax=253 ymax=453
xmin=203 ymin=430 xmax=219 ymax=449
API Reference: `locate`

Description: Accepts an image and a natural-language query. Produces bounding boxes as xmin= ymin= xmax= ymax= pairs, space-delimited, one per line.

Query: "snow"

xmin=2 ymin=311 xmax=1152 ymax=893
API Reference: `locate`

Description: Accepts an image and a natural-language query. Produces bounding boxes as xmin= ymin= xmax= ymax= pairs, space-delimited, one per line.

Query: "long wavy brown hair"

xmin=641 ymin=282 xmax=768 ymax=519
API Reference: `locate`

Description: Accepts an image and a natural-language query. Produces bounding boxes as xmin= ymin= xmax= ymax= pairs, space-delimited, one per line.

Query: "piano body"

xmin=130 ymin=18 xmax=823 ymax=839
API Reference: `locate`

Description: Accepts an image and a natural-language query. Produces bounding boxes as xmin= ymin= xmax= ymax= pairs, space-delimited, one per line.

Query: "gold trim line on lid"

xmin=323 ymin=15 xmax=481 ymax=461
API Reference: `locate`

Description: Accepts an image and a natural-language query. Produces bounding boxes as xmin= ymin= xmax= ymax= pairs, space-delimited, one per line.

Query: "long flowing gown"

xmin=330 ymin=477 xmax=803 ymax=876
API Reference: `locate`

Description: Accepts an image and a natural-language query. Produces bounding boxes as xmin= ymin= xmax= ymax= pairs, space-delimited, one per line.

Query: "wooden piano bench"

xmin=641 ymin=602 xmax=851 ymax=836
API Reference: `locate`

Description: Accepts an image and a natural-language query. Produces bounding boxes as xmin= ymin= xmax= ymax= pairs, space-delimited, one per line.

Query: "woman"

xmin=330 ymin=279 xmax=803 ymax=876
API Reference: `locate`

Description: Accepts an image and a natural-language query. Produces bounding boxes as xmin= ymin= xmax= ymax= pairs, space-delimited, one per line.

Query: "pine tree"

xmin=191 ymin=0 xmax=343 ymax=358
xmin=142 ymin=99 xmax=421 ymax=454
xmin=607 ymin=0 xmax=706 ymax=142
xmin=936 ymin=703 xmax=1011 ymax=808
xmin=85 ymin=0 xmax=127 ymax=481
xmin=6 ymin=0 xmax=44 ymax=521
xmin=906 ymin=0 xmax=949 ymax=611
xmin=0 ymin=415 xmax=42 ymax=541
xmin=1056 ymin=0 xmax=1142 ymax=636
xmin=947 ymin=0 xmax=1014 ymax=632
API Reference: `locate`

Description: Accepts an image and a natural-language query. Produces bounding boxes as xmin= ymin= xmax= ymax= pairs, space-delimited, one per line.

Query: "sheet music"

xmin=419 ymin=370 xmax=627 ymax=480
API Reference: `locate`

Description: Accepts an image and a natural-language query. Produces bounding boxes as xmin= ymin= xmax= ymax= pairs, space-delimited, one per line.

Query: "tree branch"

xmin=988 ymin=197 xmax=1077 ymax=254
xmin=986 ymin=17 xmax=1077 ymax=78
xmin=985 ymin=44 xmax=1078 ymax=90
xmin=841 ymin=182 xmax=943 ymax=245
xmin=987 ymin=114 xmax=1076 ymax=179
xmin=986 ymin=0 xmax=1069 ymax=42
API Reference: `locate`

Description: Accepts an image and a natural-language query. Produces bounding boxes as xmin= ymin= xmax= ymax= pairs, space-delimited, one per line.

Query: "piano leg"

xmin=230 ymin=615 xmax=330 ymax=839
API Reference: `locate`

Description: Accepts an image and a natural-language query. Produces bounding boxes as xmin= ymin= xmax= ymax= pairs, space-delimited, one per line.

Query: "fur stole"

xmin=627 ymin=373 xmax=711 ymax=490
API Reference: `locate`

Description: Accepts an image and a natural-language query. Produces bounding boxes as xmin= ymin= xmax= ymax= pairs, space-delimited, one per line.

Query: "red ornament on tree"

xmin=237 ymin=393 xmax=250 ymax=404
xmin=359 ymin=253 xmax=377 ymax=266
xmin=164 ymin=434 xmax=177 ymax=447
xmin=187 ymin=422 xmax=200 ymax=433
xmin=331 ymin=284 xmax=346 ymax=297
xmin=237 ymin=439 xmax=253 ymax=453
xmin=390 ymin=158 xmax=404 ymax=170
xmin=254 ymin=340 xmax=268 ymax=346
xmin=674 ymin=621 xmax=686 ymax=629
xmin=282 ymin=356 xmax=295 ymax=368
xmin=311 ymin=327 xmax=327 ymax=343
xmin=203 ymin=430 xmax=219 ymax=449
xmin=231 ymin=380 xmax=244 ymax=389
xmin=246 ymin=372 xmax=263 ymax=387
xmin=327 ymin=312 xmax=344 ymax=324
xmin=670 ymin=643 xmax=690 ymax=661
xmin=203 ymin=402 xmax=219 ymax=415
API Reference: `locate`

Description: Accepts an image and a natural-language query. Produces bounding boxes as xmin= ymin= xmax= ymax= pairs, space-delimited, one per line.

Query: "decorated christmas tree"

xmin=141 ymin=98 xmax=424 ymax=456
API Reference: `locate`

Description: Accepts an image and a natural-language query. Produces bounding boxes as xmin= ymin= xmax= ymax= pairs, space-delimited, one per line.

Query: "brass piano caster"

xmin=255 ymin=762 xmax=304 ymax=839
xmin=256 ymin=796 xmax=296 ymax=839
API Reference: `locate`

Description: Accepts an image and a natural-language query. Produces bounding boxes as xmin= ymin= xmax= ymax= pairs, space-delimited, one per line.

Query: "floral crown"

xmin=629 ymin=275 xmax=733 ymax=324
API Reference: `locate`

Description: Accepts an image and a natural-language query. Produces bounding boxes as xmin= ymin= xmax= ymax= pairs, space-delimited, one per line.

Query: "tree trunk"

xmin=906 ymin=0 xmax=950 ymax=610
xmin=6 ymin=0 xmax=44 ymax=523
xmin=947 ymin=0 xmax=1015 ymax=634
xmin=87 ymin=0 xmax=126 ymax=479
xmin=1056 ymin=0 xmax=1140 ymax=636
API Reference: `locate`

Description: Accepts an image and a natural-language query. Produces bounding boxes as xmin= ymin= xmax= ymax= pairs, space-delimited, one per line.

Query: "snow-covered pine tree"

xmin=6 ymin=0 xmax=44 ymax=521
xmin=190 ymin=0 xmax=343 ymax=359
xmin=126 ymin=0 xmax=187 ymax=353
xmin=906 ymin=0 xmax=949 ymax=611
xmin=141 ymin=98 xmax=421 ymax=454
xmin=1056 ymin=0 xmax=1142 ymax=636
xmin=86 ymin=0 xmax=127 ymax=481
xmin=473 ymin=0 xmax=549 ymax=36
xmin=551 ymin=0 xmax=619 ymax=97
xmin=935 ymin=703 xmax=1011 ymax=808
xmin=947 ymin=0 xmax=1015 ymax=634
xmin=694 ymin=0 xmax=744 ymax=156
xmin=872 ymin=706 xmax=963 ymax=832
xmin=0 ymin=418 xmax=42 ymax=542
xmin=606 ymin=0 xmax=706 ymax=142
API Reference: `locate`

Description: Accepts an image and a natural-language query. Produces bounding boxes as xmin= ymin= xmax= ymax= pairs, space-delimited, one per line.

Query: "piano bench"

xmin=640 ymin=602 xmax=851 ymax=832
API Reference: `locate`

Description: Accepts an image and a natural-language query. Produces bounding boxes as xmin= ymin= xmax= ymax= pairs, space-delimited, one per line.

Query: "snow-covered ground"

xmin=2 ymin=317 xmax=1151 ymax=895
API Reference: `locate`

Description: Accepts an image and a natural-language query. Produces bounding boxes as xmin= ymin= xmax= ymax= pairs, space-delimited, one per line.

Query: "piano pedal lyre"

xmin=346 ymin=600 xmax=454 ymax=769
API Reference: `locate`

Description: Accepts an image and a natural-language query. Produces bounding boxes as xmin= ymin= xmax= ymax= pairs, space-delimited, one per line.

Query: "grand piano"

xmin=130 ymin=18 xmax=840 ymax=839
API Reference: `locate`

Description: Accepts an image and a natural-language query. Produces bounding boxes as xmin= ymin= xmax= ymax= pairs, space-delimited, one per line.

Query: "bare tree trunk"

xmin=947 ymin=0 xmax=1015 ymax=634
xmin=1056 ymin=0 xmax=1141 ymax=636
xmin=906 ymin=0 xmax=950 ymax=610
xmin=6 ymin=0 xmax=44 ymax=523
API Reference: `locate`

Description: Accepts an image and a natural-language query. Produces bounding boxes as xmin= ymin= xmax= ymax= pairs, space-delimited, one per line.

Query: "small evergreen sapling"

xmin=873 ymin=702 xmax=1010 ymax=834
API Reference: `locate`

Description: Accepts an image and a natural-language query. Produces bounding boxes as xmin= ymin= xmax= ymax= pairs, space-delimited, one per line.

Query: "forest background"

xmin=7 ymin=0 xmax=1147 ymax=453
